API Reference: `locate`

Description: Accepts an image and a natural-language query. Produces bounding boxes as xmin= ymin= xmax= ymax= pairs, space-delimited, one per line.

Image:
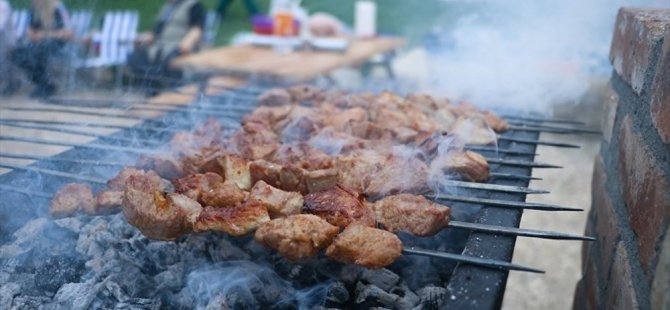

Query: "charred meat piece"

xmin=50 ymin=183 xmax=95 ymax=218
xmin=200 ymin=181 xmax=249 ymax=208
xmin=326 ymin=224 xmax=403 ymax=269
xmin=122 ymin=175 xmax=202 ymax=240
xmin=135 ymin=155 xmax=185 ymax=180
xmin=255 ymin=214 xmax=339 ymax=261
xmin=334 ymin=150 xmax=385 ymax=193
xmin=107 ymin=167 xmax=170 ymax=191
xmin=287 ymin=84 xmax=323 ymax=102
xmin=257 ymin=88 xmax=293 ymax=106
xmin=193 ymin=200 xmax=270 ymax=236
xmin=172 ymin=172 xmax=224 ymax=202
xmin=373 ymin=194 xmax=451 ymax=236
xmin=434 ymin=150 xmax=490 ymax=182
xmin=250 ymin=159 xmax=283 ymax=189
xmin=365 ymin=154 xmax=430 ymax=198
xmin=250 ymin=159 xmax=337 ymax=194
xmin=304 ymin=185 xmax=375 ymax=229
xmin=94 ymin=190 xmax=124 ymax=215
xmin=249 ymin=180 xmax=304 ymax=218
xmin=270 ymin=143 xmax=334 ymax=170
xmin=230 ymin=122 xmax=281 ymax=160
xmin=450 ymin=117 xmax=497 ymax=145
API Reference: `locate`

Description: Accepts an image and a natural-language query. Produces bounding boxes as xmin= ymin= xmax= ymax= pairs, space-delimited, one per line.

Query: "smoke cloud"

xmin=408 ymin=0 xmax=668 ymax=113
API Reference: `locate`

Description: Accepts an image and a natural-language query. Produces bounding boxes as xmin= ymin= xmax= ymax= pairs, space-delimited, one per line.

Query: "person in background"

xmin=0 ymin=0 xmax=21 ymax=96
xmin=127 ymin=0 xmax=205 ymax=93
xmin=9 ymin=0 xmax=72 ymax=98
xmin=216 ymin=0 xmax=259 ymax=20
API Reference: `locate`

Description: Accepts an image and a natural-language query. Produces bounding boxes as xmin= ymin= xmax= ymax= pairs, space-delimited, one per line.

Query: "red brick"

xmin=602 ymin=83 xmax=619 ymax=143
xmin=618 ymin=115 xmax=670 ymax=274
xmin=605 ymin=242 xmax=639 ymax=310
xmin=610 ymin=8 xmax=670 ymax=95
xmin=651 ymin=225 xmax=670 ymax=310
xmin=650 ymin=30 xmax=670 ymax=144
xmin=592 ymin=155 xmax=619 ymax=275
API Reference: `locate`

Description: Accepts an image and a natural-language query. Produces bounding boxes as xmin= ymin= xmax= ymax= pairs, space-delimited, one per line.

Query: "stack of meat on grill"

xmin=50 ymin=85 xmax=510 ymax=269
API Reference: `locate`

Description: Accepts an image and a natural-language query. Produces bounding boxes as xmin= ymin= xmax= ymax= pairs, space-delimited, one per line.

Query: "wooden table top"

xmin=172 ymin=37 xmax=405 ymax=82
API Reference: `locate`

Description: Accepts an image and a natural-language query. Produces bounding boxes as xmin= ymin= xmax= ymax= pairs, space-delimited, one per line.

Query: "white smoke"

xmin=413 ymin=0 xmax=669 ymax=113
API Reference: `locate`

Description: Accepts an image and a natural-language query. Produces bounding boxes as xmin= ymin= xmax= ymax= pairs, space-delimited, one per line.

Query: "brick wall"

xmin=573 ymin=8 xmax=670 ymax=310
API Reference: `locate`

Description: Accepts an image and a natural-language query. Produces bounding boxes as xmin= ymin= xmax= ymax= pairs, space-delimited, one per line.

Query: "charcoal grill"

xmin=0 ymin=84 xmax=594 ymax=309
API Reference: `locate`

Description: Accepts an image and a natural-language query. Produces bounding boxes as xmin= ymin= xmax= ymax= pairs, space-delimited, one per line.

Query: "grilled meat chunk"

xmin=255 ymin=214 xmax=339 ymax=261
xmin=373 ymin=194 xmax=450 ymax=236
xmin=122 ymin=175 xmax=202 ymax=240
xmin=172 ymin=172 xmax=224 ymax=202
xmin=217 ymin=155 xmax=252 ymax=190
xmin=193 ymin=200 xmax=270 ymax=236
xmin=94 ymin=190 xmax=124 ymax=214
xmin=249 ymin=180 xmax=304 ymax=218
xmin=200 ymin=181 xmax=249 ymax=208
xmin=326 ymin=224 xmax=403 ymax=269
xmin=50 ymin=183 xmax=95 ymax=218
xmin=304 ymin=185 xmax=375 ymax=229
xmin=365 ymin=154 xmax=429 ymax=197
xmin=287 ymin=84 xmax=323 ymax=102
xmin=250 ymin=159 xmax=337 ymax=194
xmin=107 ymin=167 xmax=170 ymax=191
xmin=435 ymin=150 xmax=490 ymax=182
xmin=230 ymin=122 xmax=281 ymax=160
xmin=135 ymin=155 xmax=185 ymax=180
xmin=257 ymin=88 xmax=293 ymax=106
xmin=450 ymin=117 xmax=497 ymax=145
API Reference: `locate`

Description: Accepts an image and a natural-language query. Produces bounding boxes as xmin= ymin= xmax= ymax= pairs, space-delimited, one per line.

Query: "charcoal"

xmin=390 ymin=285 xmax=420 ymax=309
xmin=355 ymin=283 xmax=399 ymax=308
xmin=145 ymin=241 xmax=181 ymax=269
xmin=0 ymin=271 xmax=9 ymax=284
xmin=34 ymin=255 xmax=85 ymax=293
xmin=416 ymin=286 xmax=447 ymax=310
xmin=154 ymin=263 xmax=185 ymax=291
xmin=325 ymin=281 xmax=349 ymax=304
xmin=339 ymin=265 xmax=363 ymax=286
xmin=9 ymin=295 xmax=51 ymax=310
xmin=0 ymin=283 xmax=20 ymax=309
xmin=361 ymin=268 xmax=400 ymax=291
xmin=54 ymin=217 xmax=84 ymax=234
xmin=50 ymin=282 xmax=98 ymax=310
xmin=115 ymin=298 xmax=162 ymax=310
xmin=207 ymin=239 xmax=250 ymax=262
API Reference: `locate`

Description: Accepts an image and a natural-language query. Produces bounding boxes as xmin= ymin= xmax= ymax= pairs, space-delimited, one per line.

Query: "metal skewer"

xmin=436 ymin=180 xmax=548 ymax=194
xmin=0 ymin=135 xmax=167 ymax=155
xmin=448 ymin=221 xmax=595 ymax=241
xmin=0 ymin=121 xmax=162 ymax=147
xmin=485 ymin=158 xmax=561 ymax=169
xmin=499 ymin=114 xmax=586 ymax=125
xmin=464 ymin=146 xmax=537 ymax=157
xmin=0 ymin=152 xmax=128 ymax=167
xmin=488 ymin=173 xmax=541 ymax=181
xmin=0 ymin=184 xmax=52 ymax=199
xmin=433 ymin=194 xmax=582 ymax=211
xmin=0 ymin=162 xmax=107 ymax=184
xmin=0 ymin=118 xmax=188 ymax=134
xmin=508 ymin=124 xmax=601 ymax=135
xmin=402 ymin=247 xmax=543 ymax=273
xmin=495 ymin=136 xmax=580 ymax=148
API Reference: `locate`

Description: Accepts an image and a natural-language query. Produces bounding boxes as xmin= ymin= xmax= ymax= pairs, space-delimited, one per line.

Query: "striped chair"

xmin=11 ymin=9 xmax=29 ymax=42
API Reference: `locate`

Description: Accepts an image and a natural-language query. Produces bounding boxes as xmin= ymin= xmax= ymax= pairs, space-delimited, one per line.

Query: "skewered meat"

xmin=230 ymin=122 xmax=281 ymax=160
xmin=135 ymin=155 xmax=185 ymax=180
xmin=107 ymin=167 xmax=170 ymax=191
xmin=50 ymin=183 xmax=95 ymax=218
xmin=200 ymin=181 xmax=248 ymax=208
xmin=122 ymin=175 xmax=202 ymax=240
xmin=255 ymin=214 xmax=339 ymax=261
xmin=192 ymin=200 xmax=270 ymax=236
xmin=249 ymin=180 xmax=303 ymax=218
xmin=172 ymin=172 xmax=223 ymax=202
xmin=270 ymin=143 xmax=334 ymax=170
xmin=433 ymin=150 xmax=490 ymax=182
xmin=250 ymin=159 xmax=338 ymax=194
xmin=287 ymin=84 xmax=323 ymax=102
xmin=304 ymin=185 xmax=375 ymax=229
xmin=325 ymin=224 xmax=403 ymax=269
xmin=365 ymin=154 xmax=429 ymax=197
xmin=450 ymin=117 xmax=497 ymax=145
xmin=372 ymin=194 xmax=450 ymax=236
xmin=94 ymin=190 xmax=123 ymax=214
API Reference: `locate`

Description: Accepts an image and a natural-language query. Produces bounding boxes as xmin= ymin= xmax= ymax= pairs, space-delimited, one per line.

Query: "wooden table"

xmin=171 ymin=37 xmax=405 ymax=82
